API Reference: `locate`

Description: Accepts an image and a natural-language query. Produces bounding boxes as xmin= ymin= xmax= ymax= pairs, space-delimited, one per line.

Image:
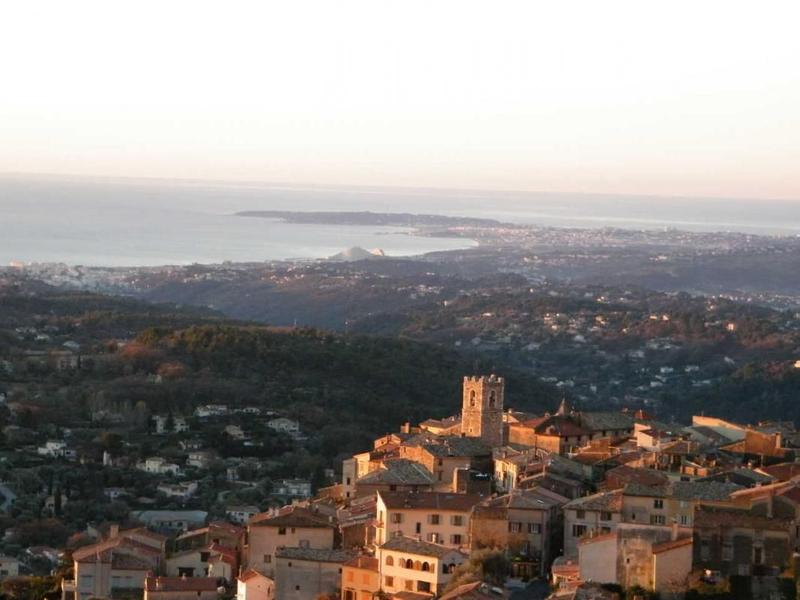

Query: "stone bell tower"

xmin=460 ymin=374 xmax=504 ymax=447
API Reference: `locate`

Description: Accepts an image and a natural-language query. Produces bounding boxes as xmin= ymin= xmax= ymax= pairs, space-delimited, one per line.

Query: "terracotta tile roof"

xmin=578 ymin=531 xmax=617 ymax=546
xmin=126 ymin=527 xmax=168 ymax=542
xmin=623 ymin=481 xmax=741 ymax=501
xmin=564 ymin=489 xmax=622 ymax=512
xmin=378 ymin=491 xmax=483 ymax=512
xmin=248 ymin=506 xmax=332 ymax=528
xmin=604 ymin=465 xmax=669 ymax=488
xmin=760 ymin=462 xmax=800 ymax=482
xmin=652 ymin=537 xmax=692 ymax=554
xmin=513 ymin=415 xmax=591 ymax=438
xmin=356 ymin=459 xmax=435 ymax=486
xmin=275 ymin=547 xmax=356 ymax=563
xmin=694 ymin=506 xmax=791 ymax=532
xmin=238 ymin=569 xmax=271 ymax=583
xmin=380 ymin=536 xmax=464 ymax=559
xmin=72 ymin=536 xmax=161 ymax=561
xmin=578 ymin=412 xmax=634 ymax=432
xmin=208 ymin=521 xmax=245 ymax=536
xmin=145 ymin=576 xmax=219 ymax=592
xmin=439 ymin=581 xmax=503 ymax=600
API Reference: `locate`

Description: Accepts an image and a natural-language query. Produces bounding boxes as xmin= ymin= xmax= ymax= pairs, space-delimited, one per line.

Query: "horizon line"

xmin=2 ymin=169 xmax=799 ymax=205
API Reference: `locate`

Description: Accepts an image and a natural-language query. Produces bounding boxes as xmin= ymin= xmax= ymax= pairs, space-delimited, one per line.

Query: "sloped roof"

xmin=604 ymin=465 xmax=669 ymax=488
xmin=652 ymin=537 xmax=692 ymax=554
xmin=759 ymin=462 xmax=800 ymax=482
xmin=275 ymin=547 xmax=356 ymax=563
xmin=238 ymin=569 xmax=272 ymax=583
xmin=378 ymin=491 xmax=483 ymax=512
xmin=380 ymin=536 xmax=464 ymax=559
xmin=439 ymin=581 xmax=504 ymax=600
xmin=249 ymin=506 xmax=332 ymax=528
xmin=563 ymin=489 xmax=622 ymax=512
xmin=356 ymin=459 xmax=435 ymax=486
xmin=578 ymin=412 xmax=634 ymax=432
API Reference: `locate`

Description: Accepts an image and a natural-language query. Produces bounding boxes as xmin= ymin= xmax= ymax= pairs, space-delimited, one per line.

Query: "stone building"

xmin=246 ymin=507 xmax=335 ymax=577
xmin=375 ymin=490 xmax=481 ymax=548
xmin=692 ymin=505 xmax=791 ymax=577
xmin=460 ymin=375 xmax=504 ymax=448
xmin=470 ymin=487 xmax=568 ymax=577
xmin=275 ymin=548 xmax=355 ymax=600
xmin=340 ymin=556 xmax=379 ymax=600
xmin=377 ymin=536 xmax=467 ymax=596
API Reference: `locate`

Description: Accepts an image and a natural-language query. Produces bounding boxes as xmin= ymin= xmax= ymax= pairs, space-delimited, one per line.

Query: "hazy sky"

xmin=2 ymin=1 xmax=799 ymax=200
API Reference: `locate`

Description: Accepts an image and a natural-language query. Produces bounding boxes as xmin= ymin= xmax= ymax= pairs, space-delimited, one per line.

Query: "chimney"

xmin=109 ymin=524 xmax=119 ymax=539
xmin=671 ymin=519 xmax=678 ymax=541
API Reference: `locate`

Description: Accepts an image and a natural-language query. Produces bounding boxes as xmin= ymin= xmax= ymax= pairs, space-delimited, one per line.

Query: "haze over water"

xmin=1 ymin=175 xmax=798 ymax=267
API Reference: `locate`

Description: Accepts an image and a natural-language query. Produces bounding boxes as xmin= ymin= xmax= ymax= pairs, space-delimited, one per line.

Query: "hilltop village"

xmin=16 ymin=374 xmax=800 ymax=600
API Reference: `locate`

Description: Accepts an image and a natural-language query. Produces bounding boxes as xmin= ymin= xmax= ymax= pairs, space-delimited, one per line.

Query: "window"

xmin=653 ymin=499 xmax=664 ymax=509
xmin=385 ymin=556 xmax=394 ymax=566
xmin=438 ymin=459 xmax=443 ymax=466
xmin=700 ymin=541 xmax=710 ymax=561
xmin=470 ymin=390 xmax=476 ymax=407
xmin=680 ymin=515 xmax=689 ymax=526
xmin=451 ymin=515 xmax=464 ymax=526
xmin=391 ymin=513 xmax=403 ymax=524
xmin=418 ymin=581 xmax=431 ymax=593
xmin=426 ymin=533 xmax=440 ymax=543
xmin=263 ymin=553 xmax=271 ymax=563
xmin=509 ymin=522 xmax=521 ymax=533
xmin=384 ymin=576 xmax=394 ymax=588
xmin=722 ymin=544 xmax=733 ymax=561
xmin=346 ymin=477 xmax=351 ymax=485
xmin=295 ymin=586 xmax=300 ymax=591
xmin=754 ymin=546 xmax=763 ymax=565
xmin=405 ymin=580 xmax=414 ymax=591
xmin=415 ymin=522 xmax=421 ymax=534
xmin=428 ymin=514 xmax=440 ymax=525
xmin=489 ymin=390 xmax=497 ymax=407
xmin=572 ymin=525 xmax=587 ymax=538
xmin=278 ymin=527 xmax=287 ymax=535
xmin=576 ymin=510 xmax=585 ymax=519
xmin=200 ymin=552 xmax=210 ymax=562
xmin=600 ymin=511 xmax=612 ymax=521
xmin=650 ymin=515 xmax=666 ymax=525
xmin=421 ymin=562 xmax=430 ymax=572
xmin=527 ymin=523 xmax=542 ymax=534
xmin=451 ymin=534 xmax=463 ymax=545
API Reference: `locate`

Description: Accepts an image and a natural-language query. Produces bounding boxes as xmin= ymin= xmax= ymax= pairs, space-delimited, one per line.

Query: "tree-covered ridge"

xmin=135 ymin=325 xmax=557 ymax=448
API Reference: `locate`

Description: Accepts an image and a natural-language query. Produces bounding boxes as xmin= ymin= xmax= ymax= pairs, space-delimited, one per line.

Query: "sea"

xmin=1 ymin=174 xmax=798 ymax=267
